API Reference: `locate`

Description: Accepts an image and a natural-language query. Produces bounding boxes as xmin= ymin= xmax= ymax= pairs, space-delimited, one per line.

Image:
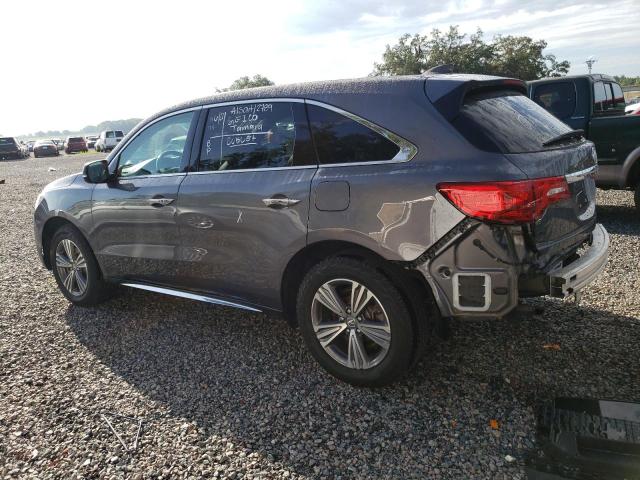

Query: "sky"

xmin=1 ymin=0 xmax=638 ymax=136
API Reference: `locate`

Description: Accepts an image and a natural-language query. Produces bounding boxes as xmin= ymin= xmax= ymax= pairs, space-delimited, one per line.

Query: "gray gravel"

xmin=1 ymin=155 xmax=639 ymax=479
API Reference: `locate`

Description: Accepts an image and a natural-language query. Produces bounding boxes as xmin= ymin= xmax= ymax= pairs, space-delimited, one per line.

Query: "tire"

xmin=49 ymin=225 xmax=114 ymax=307
xmin=296 ymin=257 xmax=414 ymax=387
xmin=34 ymin=153 xmax=38 ymax=158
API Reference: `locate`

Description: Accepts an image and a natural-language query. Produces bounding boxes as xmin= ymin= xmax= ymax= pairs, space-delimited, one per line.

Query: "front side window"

xmin=106 ymin=131 xmax=115 ymax=138
xmin=306 ymin=105 xmax=400 ymax=164
xmin=532 ymin=82 xmax=576 ymax=119
xmin=610 ymin=83 xmax=626 ymax=110
xmin=593 ymin=81 xmax=607 ymax=113
xmin=199 ymin=101 xmax=315 ymax=171
xmin=118 ymin=111 xmax=194 ymax=177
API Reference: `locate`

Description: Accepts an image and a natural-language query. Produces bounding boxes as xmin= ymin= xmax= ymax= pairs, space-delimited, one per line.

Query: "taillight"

xmin=437 ymin=176 xmax=570 ymax=224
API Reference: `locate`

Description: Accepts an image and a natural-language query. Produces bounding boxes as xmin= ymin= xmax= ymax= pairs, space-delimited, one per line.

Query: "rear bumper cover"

xmin=548 ymin=223 xmax=609 ymax=297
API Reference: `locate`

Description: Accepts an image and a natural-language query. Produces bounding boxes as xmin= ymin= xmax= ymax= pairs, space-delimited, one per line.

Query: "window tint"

xmin=611 ymin=83 xmax=625 ymax=110
xmin=593 ymin=81 xmax=607 ymax=112
xmin=118 ymin=111 xmax=194 ymax=177
xmin=199 ymin=101 xmax=315 ymax=171
xmin=452 ymin=90 xmax=575 ymax=154
xmin=115 ymin=130 xmax=124 ymax=137
xmin=306 ymin=105 xmax=399 ymax=164
xmin=532 ymin=82 xmax=576 ymax=119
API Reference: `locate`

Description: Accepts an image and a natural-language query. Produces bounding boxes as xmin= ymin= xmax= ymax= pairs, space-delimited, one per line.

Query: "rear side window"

xmin=532 ymin=82 xmax=576 ymax=119
xmin=306 ymin=104 xmax=399 ymax=164
xmin=452 ymin=90 xmax=574 ymax=154
xmin=199 ymin=101 xmax=315 ymax=171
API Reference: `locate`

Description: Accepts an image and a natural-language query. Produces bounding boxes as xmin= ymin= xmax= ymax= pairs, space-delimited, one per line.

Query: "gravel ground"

xmin=1 ymin=155 xmax=639 ymax=479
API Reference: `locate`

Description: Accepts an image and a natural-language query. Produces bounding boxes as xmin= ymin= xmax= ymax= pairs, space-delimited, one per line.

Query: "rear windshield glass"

xmin=0 ymin=138 xmax=16 ymax=145
xmin=106 ymin=131 xmax=115 ymax=138
xmin=452 ymin=90 xmax=576 ymax=153
xmin=69 ymin=137 xmax=83 ymax=142
xmin=115 ymin=131 xmax=124 ymax=137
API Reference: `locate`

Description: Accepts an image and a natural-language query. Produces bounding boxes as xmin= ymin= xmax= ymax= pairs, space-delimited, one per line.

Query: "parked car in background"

xmin=18 ymin=141 xmax=29 ymax=158
xmin=35 ymin=75 xmax=609 ymax=386
xmin=95 ymin=130 xmax=124 ymax=152
xmin=26 ymin=140 xmax=36 ymax=152
xmin=84 ymin=135 xmax=98 ymax=149
xmin=64 ymin=136 xmax=88 ymax=154
xmin=0 ymin=137 xmax=28 ymax=160
xmin=51 ymin=139 xmax=64 ymax=151
xmin=625 ymin=103 xmax=640 ymax=115
xmin=528 ymin=74 xmax=640 ymax=212
xmin=33 ymin=139 xmax=60 ymax=158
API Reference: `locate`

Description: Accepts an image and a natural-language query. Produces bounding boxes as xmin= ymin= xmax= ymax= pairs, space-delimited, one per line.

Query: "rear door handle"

xmin=262 ymin=197 xmax=301 ymax=208
xmin=148 ymin=197 xmax=174 ymax=207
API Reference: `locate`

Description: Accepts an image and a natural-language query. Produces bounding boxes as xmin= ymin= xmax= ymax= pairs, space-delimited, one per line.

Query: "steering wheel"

xmin=155 ymin=150 xmax=183 ymax=173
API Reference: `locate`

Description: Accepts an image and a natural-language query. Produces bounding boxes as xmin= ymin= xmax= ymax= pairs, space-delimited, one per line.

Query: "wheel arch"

xmin=622 ymin=146 xmax=640 ymax=188
xmin=41 ymin=216 xmax=92 ymax=270
xmin=280 ymin=240 xmax=438 ymax=360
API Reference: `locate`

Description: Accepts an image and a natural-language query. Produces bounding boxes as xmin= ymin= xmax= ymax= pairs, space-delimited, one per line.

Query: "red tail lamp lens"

xmin=437 ymin=177 xmax=570 ymax=224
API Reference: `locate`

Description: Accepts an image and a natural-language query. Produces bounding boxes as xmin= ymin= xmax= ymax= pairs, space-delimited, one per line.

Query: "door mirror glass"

xmin=83 ymin=160 xmax=110 ymax=183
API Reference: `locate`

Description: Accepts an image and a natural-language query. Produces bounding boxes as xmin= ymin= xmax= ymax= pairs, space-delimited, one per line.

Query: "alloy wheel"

xmin=311 ymin=278 xmax=391 ymax=370
xmin=55 ymin=239 xmax=88 ymax=297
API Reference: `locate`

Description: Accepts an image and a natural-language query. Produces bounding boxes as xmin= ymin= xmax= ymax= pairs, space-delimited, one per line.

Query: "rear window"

xmin=115 ymin=131 xmax=124 ymax=137
xmin=106 ymin=131 xmax=115 ymax=138
xmin=0 ymin=138 xmax=16 ymax=145
xmin=532 ymin=82 xmax=576 ymax=119
xmin=69 ymin=137 xmax=84 ymax=142
xmin=452 ymin=90 xmax=575 ymax=154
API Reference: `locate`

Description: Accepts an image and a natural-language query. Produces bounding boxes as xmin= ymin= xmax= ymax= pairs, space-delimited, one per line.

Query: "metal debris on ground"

xmin=101 ymin=413 xmax=143 ymax=452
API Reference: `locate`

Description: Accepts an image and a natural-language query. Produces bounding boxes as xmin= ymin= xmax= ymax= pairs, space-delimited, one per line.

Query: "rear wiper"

xmin=542 ymin=129 xmax=585 ymax=147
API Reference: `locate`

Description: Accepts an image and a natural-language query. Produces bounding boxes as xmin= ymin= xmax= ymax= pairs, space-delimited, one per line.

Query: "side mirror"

xmin=83 ymin=159 xmax=110 ymax=183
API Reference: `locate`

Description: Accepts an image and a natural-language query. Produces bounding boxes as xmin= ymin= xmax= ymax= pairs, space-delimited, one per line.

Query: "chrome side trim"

xmin=189 ymin=165 xmax=317 ymax=175
xmin=121 ymin=283 xmax=262 ymax=312
xmin=565 ymin=165 xmax=597 ymax=183
xmin=305 ymin=99 xmax=418 ymax=163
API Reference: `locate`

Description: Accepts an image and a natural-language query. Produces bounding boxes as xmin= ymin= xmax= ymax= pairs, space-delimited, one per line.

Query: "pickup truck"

xmin=528 ymin=74 xmax=640 ymax=211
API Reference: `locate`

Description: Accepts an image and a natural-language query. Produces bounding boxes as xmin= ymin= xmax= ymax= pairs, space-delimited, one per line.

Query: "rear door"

xmin=91 ymin=110 xmax=197 ymax=283
xmin=452 ymin=90 xmax=597 ymax=252
xmin=175 ymin=100 xmax=317 ymax=309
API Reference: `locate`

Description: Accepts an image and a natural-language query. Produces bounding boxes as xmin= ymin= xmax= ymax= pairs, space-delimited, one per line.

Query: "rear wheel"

xmin=49 ymin=225 xmax=114 ymax=306
xmin=297 ymin=258 xmax=414 ymax=387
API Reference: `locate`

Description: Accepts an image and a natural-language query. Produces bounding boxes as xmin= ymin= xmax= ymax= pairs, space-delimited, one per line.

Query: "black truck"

xmin=528 ymin=74 xmax=640 ymax=211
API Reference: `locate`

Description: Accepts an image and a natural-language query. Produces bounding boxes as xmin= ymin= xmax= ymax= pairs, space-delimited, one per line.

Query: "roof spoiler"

xmin=426 ymin=77 xmax=527 ymax=121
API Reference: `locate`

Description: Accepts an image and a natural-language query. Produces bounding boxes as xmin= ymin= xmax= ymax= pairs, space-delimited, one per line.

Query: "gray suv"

xmin=34 ymin=75 xmax=609 ymax=386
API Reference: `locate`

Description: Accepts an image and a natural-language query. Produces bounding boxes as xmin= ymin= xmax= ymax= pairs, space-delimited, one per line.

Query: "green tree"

xmin=220 ymin=74 xmax=275 ymax=92
xmin=373 ymin=26 xmax=569 ymax=81
xmin=614 ymin=75 xmax=640 ymax=86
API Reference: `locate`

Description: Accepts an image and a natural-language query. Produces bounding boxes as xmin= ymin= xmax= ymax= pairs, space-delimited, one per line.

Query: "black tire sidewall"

xmin=49 ymin=225 xmax=105 ymax=306
xmin=297 ymin=258 xmax=414 ymax=387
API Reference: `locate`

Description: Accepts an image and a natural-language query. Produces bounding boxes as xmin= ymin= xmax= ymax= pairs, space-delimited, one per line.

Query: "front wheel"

xmin=50 ymin=225 xmax=114 ymax=306
xmin=297 ymin=258 xmax=414 ymax=387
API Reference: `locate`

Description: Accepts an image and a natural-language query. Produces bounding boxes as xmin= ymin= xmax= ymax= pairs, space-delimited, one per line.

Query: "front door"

xmin=176 ymin=100 xmax=317 ymax=309
xmin=91 ymin=111 xmax=197 ymax=283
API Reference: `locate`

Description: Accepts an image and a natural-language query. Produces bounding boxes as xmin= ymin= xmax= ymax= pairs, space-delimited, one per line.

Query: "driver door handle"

xmin=148 ymin=197 xmax=174 ymax=207
xmin=262 ymin=197 xmax=301 ymax=208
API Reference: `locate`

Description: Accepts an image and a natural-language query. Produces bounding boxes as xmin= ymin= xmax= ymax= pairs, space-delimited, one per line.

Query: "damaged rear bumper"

xmin=548 ymin=223 xmax=609 ymax=298
xmin=413 ymin=221 xmax=609 ymax=319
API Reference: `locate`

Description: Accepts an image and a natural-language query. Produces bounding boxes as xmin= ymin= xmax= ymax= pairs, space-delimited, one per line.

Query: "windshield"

xmin=452 ymin=91 xmax=577 ymax=154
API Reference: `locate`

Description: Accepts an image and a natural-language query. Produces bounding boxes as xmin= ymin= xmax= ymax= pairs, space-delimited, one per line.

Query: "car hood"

xmin=43 ymin=173 xmax=81 ymax=192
